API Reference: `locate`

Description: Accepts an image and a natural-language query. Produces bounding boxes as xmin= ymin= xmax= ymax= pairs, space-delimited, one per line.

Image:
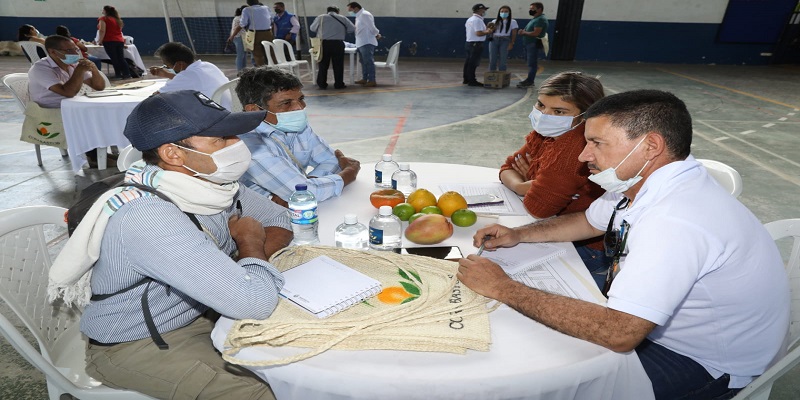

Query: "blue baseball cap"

xmin=124 ymin=90 xmax=265 ymax=151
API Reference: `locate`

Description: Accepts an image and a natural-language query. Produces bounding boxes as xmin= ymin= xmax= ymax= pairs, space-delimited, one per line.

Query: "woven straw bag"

xmin=222 ymin=246 xmax=496 ymax=367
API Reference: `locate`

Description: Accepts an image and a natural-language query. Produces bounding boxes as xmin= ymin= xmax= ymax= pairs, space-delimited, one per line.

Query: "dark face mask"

xmin=529 ymin=9 xmax=537 ymax=16
xmin=275 ymin=8 xmax=283 ymax=13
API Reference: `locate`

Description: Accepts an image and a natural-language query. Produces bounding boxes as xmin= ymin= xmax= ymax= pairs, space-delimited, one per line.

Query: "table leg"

xmin=97 ymin=148 xmax=107 ymax=170
xmin=349 ymin=51 xmax=355 ymax=85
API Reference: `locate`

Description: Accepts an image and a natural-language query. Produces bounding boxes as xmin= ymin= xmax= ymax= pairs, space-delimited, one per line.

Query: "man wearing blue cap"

xmin=48 ymin=90 xmax=292 ymax=399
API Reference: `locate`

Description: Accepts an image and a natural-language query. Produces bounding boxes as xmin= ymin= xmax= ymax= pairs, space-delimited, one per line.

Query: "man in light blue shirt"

xmin=236 ymin=67 xmax=361 ymax=204
xmin=231 ymin=0 xmax=275 ymax=66
xmin=346 ymin=2 xmax=380 ymax=87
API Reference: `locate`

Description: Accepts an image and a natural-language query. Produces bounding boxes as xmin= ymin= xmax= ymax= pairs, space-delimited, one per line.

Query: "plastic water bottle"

xmin=334 ymin=213 xmax=369 ymax=250
xmin=369 ymin=206 xmax=402 ymax=251
xmin=391 ymin=162 xmax=417 ymax=197
xmin=288 ymin=184 xmax=319 ymax=245
xmin=374 ymin=154 xmax=399 ymax=188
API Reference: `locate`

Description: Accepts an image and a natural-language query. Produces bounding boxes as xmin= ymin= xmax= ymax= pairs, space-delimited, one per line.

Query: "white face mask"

xmin=588 ymin=136 xmax=650 ymax=193
xmin=175 ymin=140 xmax=252 ymax=184
xmin=529 ymin=107 xmax=583 ymax=138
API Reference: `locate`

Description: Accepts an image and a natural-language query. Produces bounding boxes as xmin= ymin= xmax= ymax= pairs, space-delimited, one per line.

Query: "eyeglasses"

xmin=57 ymin=48 xmax=81 ymax=55
xmin=602 ymin=197 xmax=631 ymax=297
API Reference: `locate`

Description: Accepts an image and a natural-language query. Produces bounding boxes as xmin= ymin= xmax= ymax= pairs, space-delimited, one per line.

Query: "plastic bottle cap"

xmin=379 ymin=205 xmax=392 ymax=215
xmin=398 ymin=162 xmax=409 ymax=170
xmin=295 ymin=184 xmax=307 ymax=191
xmin=382 ymin=154 xmax=392 ymax=161
xmin=344 ymin=213 xmax=358 ymax=224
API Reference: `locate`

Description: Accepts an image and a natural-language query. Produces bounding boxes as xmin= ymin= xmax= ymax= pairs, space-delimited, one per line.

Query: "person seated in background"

xmin=48 ymin=90 xmax=291 ymax=399
xmin=459 ymin=89 xmax=790 ymax=399
xmin=149 ymin=42 xmax=232 ymax=110
xmin=499 ymin=71 xmax=606 ymax=285
xmin=55 ymin=25 xmax=102 ymax=70
xmin=17 ymin=24 xmax=47 ymax=60
xmin=235 ymin=66 xmax=361 ymax=205
xmin=28 ymin=35 xmax=105 ymax=108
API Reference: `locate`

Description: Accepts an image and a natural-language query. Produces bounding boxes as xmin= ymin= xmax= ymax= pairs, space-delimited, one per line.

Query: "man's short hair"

xmin=236 ymin=66 xmax=303 ymax=108
xmin=274 ymin=2 xmax=285 ymax=6
xmin=347 ymin=2 xmax=362 ymax=10
xmin=55 ymin=25 xmax=70 ymax=37
xmin=531 ymin=2 xmax=544 ymax=11
xmin=327 ymin=6 xmax=340 ymax=13
xmin=155 ymin=42 xmax=195 ymax=65
xmin=585 ymin=89 xmax=693 ymax=159
xmin=44 ymin=35 xmax=72 ymax=51
xmin=246 ymin=0 xmax=259 ymax=6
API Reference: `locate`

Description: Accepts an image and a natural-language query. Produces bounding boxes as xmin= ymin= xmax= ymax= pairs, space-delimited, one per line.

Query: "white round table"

xmin=211 ymin=162 xmax=654 ymax=400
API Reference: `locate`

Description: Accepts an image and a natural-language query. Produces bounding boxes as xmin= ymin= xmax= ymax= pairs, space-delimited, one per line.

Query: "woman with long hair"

xmin=499 ymin=71 xmax=609 ymax=286
xmin=97 ymin=5 xmax=134 ymax=79
xmin=228 ymin=5 xmax=248 ymax=71
xmin=488 ymin=5 xmax=517 ymax=71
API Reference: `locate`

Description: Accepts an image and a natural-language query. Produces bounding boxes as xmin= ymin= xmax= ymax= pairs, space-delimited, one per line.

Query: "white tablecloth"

xmin=85 ymin=44 xmax=147 ymax=72
xmin=61 ymin=80 xmax=166 ymax=171
xmin=211 ymin=162 xmax=655 ymax=400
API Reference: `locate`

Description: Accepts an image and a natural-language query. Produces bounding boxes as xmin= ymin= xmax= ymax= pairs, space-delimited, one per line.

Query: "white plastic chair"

xmin=0 ymin=206 xmax=155 ymax=400
xmin=733 ymin=218 xmax=800 ymax=399
xmin=273 ymin=39 xmax=310 ymax=79
xmin=698 ymin=158 xmax=743 ymax=198
xmin=211 ymin=78 xmax=243 ymax=112
xmin=374 ymin=41 xmax=402 ymax=85
xmin=123 ymin=35 xmax=134 ymax=45
xmin=19 ymin=41 xmax=46 ymax=64
xmin=116 ymin=144 xmax=143 ymax=171
xmin=261 ymin=40 xmax=294 ymax=73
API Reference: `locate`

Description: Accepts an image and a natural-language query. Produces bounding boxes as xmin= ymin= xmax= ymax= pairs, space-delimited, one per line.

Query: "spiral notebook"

xmin=481 ymin=242 xmax=566 ymax=275
xmin=279 ymin=255 xmax=382 ymax=319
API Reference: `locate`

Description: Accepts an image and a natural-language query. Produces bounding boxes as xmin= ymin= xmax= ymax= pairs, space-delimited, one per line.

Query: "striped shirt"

xmin=80 ymin=168 xmax=290 ymax=343
xmin=240 ymin=122 xmax=343 ymax=202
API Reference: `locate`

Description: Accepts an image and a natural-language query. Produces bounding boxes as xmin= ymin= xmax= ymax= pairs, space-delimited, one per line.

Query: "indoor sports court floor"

xmin=1 ymin=53 xmax=799 ymax=398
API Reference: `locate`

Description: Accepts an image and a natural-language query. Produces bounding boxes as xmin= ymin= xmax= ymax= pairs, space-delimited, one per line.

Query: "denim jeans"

xmin=637 ymin=340 xmax=741 ymax=400
xmin=357 ymin=44 xmax=376 ymax=82
xmin=575 ymin=245 xmax=611 ymax=290
xmin=233 ymin=36 xmax=246 ymax=71
xmin=524 ymin=41 xmax=541 ymax=83
xmin=489 ymin=36 xmax=511 ymax=71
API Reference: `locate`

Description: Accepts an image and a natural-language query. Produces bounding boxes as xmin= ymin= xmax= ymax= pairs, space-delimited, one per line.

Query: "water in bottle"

xmin=369 ymin=206 xmax=402 ymax=251
xmin=374 ymin=153 xmax=399 ymax=188
xmin=391 ymin=162 xmax=417 ymax=197
xmin=334 ymin=213 xmax=369 ymax=250
xmin=288 ymin=184 xmax=319 ymax=245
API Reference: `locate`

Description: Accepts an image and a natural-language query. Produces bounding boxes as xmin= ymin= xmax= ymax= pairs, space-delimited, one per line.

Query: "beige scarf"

xmin=47 ymin=161 xmax=240 ymax=307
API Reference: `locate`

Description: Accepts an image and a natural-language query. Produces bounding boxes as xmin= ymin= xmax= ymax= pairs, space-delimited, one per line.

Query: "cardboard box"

xmin=483 ymin=71 xmax=511 ymax=88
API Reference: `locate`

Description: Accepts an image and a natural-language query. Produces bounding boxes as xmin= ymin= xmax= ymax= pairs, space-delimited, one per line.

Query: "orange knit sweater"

xmin=499 ymin=124 xmax=604 ymax=250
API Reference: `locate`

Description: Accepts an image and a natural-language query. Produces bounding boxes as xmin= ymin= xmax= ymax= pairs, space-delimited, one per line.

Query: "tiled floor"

xmin=1 ymin=53 xmax=799 ymax=398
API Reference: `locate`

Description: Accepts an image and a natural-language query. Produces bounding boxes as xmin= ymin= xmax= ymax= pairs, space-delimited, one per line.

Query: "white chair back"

xmin=19 ymin=41 xmax=46 ymax=64
xmin=123 ymin=35 xmax=134 ymax=44
xmin=2 ymin=73 xmax=45 ymax=166
xmin=697 ymin=159 xmax=743 ymax=198
xmin=211 ymin=78 xmax=242 ymax=112
xmin=273 ymin=39 xmax=311 ymax=80
xmin=262 ymin=40 xmax=294 ymax=73
xmin=0 ymin=206 xmax=155 ymax=399
xmin=734 ymin=218 xmax=800 ymax=399
xmin=116 ymin=144 xmax=143 ymax=171
xmin=374 ymin=41 xmax=402 ymax=85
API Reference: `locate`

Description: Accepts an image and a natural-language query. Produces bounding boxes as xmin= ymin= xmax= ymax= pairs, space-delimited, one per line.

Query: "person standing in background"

xmin=463 ymin=3 xmax=494 ymax=87
xmin=56 ymin=25 xmax=102 ymax=70
xmin=97 ymin=5 xmax=134 ymax=80
xmin=488 ymin=5 xmax=517 ymax=72
xmin=273 ymin=2 xmax=300 ymax=60
xmin=310 ymin=6 xmax=355 ymax=89
xmin=230 ymin=0 xmax=274 ymax=66
xmin=228 ymin=5 xmax=248 ymax=72
xmin=346 ymin=2 xmax=380 ymax=87
xmin=517 ymin=2 xmax=548 ymax=88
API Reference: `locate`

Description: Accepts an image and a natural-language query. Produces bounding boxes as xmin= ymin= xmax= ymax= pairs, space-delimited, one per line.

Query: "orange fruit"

xmin=451 ymin=209 xmax=477 ymax=227
xmin=407 ymin=188 xmax=437 ymax=212
xmin=377 ymin=286 xmax=413 ymax=304
xmin=370 ymin=189 xmax=405 ymax=209
xmin=437 ymin=191 xmax=468 ymax=217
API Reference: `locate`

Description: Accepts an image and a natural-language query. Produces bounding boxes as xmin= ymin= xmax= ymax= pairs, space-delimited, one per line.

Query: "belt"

xmin=255 ymin=29 xmax=272 ymax=32
xmin=89 ymin=338 xmax=121 ymax=347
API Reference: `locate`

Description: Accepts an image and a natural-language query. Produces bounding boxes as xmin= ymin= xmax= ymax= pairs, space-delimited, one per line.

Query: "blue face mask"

xmin=349 ymin=11 xmax=356 ymax=16
xmin=263 ymin=108 xmax=308 ymax=133
xmin=57 ymin=50 xmax=81 ymax=65
xmin=500 ymin=12 xmax=509 ymax=18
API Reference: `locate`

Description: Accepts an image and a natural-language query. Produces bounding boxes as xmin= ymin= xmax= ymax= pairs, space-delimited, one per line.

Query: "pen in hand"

xmin=476 ymin=235 xmax=493 ymax=256
xmin=235 ymin=200 xmax=243 ymax=218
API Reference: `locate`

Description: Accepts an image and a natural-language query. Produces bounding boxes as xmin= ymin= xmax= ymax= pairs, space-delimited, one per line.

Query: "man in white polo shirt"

xmin=458 ymin=90 xmax=789 ymax=399
xmin=148 ymin=42 xmax=232 ymax=110
xmin=463 ymin=3 xmax=494 ymax=87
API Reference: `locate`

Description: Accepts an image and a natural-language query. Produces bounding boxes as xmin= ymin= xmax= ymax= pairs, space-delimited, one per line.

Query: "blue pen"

xmin=476 ymin=235 xmax=492 ymax=256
